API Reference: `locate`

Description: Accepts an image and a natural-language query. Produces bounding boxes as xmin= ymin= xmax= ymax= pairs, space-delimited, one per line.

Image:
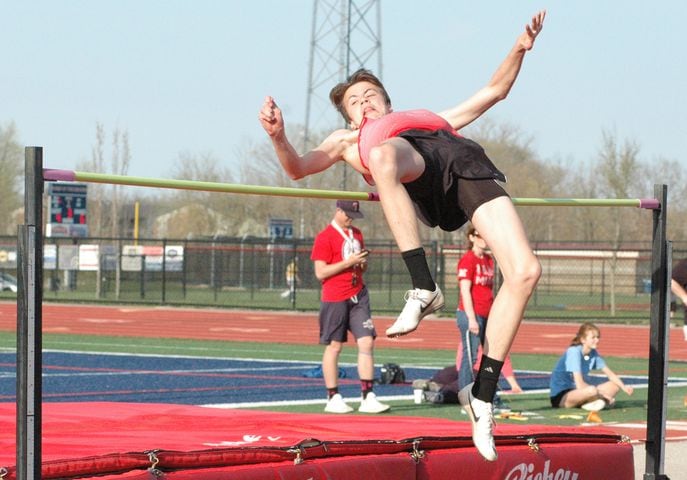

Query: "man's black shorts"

xmin=399 ymin=129 xmax=508 ymax=231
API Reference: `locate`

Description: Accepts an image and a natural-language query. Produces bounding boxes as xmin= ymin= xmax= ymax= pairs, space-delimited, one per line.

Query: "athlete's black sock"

xmin=360 ymin=379 xmax=374 ymax=399
xmin=472 ymin=355 xmax=504 ymax=403
xmin=327 ymin=387 xmax=339 ymax=399
xmin=401 ymin=248 xmax=435 ymax=291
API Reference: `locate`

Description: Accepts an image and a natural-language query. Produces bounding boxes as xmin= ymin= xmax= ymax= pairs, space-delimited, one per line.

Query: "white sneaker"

xmin=324 ymin=393 xmax=353 ymax=414
xmin=580 ymin=398 xmax=607 ymax=412
xmin=458 ymin=383 xmax=497 ymax=462
xmin=280 ymin=290 xmax=290 ymax=298
xmin=386 ymin=285 xmax=444 ymax=337
xmin=358 ymin=392 xmax=391 ymax=413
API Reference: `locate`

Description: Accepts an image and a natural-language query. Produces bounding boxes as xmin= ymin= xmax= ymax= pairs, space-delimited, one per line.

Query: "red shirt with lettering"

xmin=457 ymin=250 xmax=494 ymax=317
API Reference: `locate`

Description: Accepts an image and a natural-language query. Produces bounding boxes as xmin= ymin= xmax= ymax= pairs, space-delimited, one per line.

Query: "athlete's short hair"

xmin=329 ymin=68 xmax=391 ymax=124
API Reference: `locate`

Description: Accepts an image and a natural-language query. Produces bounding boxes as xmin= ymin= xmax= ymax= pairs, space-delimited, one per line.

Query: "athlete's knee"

xmin=504 ymin=254 xmax=541 ymax=294
xmin=367 ymin=143 xmax=400 ymax=179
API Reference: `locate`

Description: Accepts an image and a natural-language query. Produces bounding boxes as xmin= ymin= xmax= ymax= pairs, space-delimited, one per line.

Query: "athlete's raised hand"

xmin=258 ymin=96 xmax=284 ymax=138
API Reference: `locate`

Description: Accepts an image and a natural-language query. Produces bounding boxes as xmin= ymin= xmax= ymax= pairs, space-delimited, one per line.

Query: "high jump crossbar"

xmin=17 ymin=150 xmax=671 ymax=480
xmin=43 ymin=168 xmax=660 ymax=209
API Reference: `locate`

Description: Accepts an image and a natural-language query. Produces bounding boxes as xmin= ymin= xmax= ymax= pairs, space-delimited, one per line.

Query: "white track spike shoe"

xmin=458 ymin=382 xmax=497 ymax=461
xmin=386 ymin=285 xmax=444 ymax=338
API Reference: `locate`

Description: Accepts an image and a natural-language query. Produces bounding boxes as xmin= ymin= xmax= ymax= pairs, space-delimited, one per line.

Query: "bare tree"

xmin=0 ymin=122 xmax=23 ymax=233
xmin=595 ymin=130 xmax=645 ymax=242
xmin=76 ymin=123 xmax=132 ymax=238
xmin=109 ymin=128 xmax=131 ymax=238
xmin=594 ymin=130 xmax=645 ymax=315
xmin=561 ymin=163 xmax=602 ymax=241
xmin=77 ymin=123 xmax=106 ymax=235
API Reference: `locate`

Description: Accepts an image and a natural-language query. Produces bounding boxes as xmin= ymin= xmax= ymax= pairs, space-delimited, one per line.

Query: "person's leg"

xmin=596 ymin=381 xmax=621 ymax=405
xmin=471 ymin=196 xmax=541 ymax=397
xmin=560 ymin=385 xmax=602 ymax=408
xmin=456 ymin=310 xmax=477 ymax=391
xmin=367 ymin=139 xmax=444 ymax=337
xmin=356 ymin=335 xmax=375 ymax=396
xmin=322 ymin=340 xmax=354 ymax=413
xmin=357 ymin=334 xmax=390 ymax=412
xmin=474 ymin=344 xmax=483 ymax=379
xmin=458 ymin=195 xmax=540 ymax=462
xmin=323 ymin=341 xmax=343 ymax=393
xmin=320 ymin=302 xmax=354 ymax=413
xmin=366 ymin=138 xmax=426 ymax=252
xmin=348 ymin=290 xmax=390 ymax=413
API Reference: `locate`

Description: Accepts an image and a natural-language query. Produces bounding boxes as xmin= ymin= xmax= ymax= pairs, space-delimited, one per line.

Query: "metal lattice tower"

xmin=303 ymin=0 xmax=383 ymax=153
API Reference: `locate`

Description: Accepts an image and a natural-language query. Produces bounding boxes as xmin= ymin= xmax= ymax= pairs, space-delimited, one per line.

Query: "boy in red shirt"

xmin=311 ymin=200 xmax=390 ymax=414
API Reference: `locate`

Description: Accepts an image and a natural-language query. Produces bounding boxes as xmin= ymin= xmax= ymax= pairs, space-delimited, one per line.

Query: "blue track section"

xmin=0 ymin=351 xmax=658 ymax=405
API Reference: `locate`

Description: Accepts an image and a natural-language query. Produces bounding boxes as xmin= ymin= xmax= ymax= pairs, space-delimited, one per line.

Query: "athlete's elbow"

xmin=489 ymin=84 xmax=512 ymax=103
xmin=282 ymin=165 xmax=306 ymax=181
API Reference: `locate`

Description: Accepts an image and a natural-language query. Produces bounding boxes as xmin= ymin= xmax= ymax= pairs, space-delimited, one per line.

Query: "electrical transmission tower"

xmin=303 ymin=0 xmax=383 ymax=189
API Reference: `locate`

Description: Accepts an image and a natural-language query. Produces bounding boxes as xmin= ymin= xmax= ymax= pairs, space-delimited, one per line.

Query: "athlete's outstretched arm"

xmin=440 ymin=10 xmax=546 ymax=131
xmin=259 ymin=95 xmax=348 ymax=180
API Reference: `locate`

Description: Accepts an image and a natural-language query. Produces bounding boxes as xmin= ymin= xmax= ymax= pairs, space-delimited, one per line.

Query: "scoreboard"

xmin=47 ymin=183 xmax=89 ymax=237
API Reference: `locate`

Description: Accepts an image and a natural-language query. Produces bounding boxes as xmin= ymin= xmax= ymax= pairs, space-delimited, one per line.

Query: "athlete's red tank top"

xmin=357 ymin=109 xmax=458 ymax=169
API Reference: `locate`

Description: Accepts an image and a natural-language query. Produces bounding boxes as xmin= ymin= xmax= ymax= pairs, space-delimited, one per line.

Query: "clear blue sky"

xmin=3 ymin=1 xmax=686 ymax=180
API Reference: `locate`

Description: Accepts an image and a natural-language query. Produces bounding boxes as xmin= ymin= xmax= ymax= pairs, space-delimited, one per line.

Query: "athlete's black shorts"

xmin=398 ymin=129 xmax=509 ymax=231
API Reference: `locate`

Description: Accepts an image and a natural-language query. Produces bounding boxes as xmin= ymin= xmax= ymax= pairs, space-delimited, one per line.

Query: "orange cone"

xmin=586 ymin=411 xmax=603 ymax=423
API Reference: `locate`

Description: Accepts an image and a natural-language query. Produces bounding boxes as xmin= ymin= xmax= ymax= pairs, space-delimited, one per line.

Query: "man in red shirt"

xmin=311 ymin=200 xmax=390 ymax=414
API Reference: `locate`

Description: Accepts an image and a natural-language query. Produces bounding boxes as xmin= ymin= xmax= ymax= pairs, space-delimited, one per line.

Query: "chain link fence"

xmin=0 ymin=235 xmax=674 ymax=323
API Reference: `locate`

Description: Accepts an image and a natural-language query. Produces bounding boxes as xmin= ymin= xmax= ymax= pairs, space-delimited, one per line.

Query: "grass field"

xmin=3 ymin=330 xmax=686 ymax=429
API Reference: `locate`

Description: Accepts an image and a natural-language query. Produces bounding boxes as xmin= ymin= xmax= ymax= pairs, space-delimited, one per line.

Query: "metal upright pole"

xmin=17 ymin=147 xmax=45 ymax=480
xmin=644 ymin=184 xmax=670 ymax=480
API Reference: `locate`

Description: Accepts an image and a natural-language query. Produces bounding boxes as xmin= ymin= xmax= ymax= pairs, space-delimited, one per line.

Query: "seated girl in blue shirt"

xmin=549 ymin=322 xmax=634 ymax=411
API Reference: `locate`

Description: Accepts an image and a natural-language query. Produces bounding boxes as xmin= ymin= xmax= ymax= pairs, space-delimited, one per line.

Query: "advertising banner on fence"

xmin=78 ymin=245 xmax=99 ymax=271
xmin=58 ymin=245 xmax=79 ymax=270
xmin=122 ymin=245 xmax=143 ymax=272
xmin=44 ymin=244 xmax=57 ymax=270
xmin=121 ymin=245 xmax=184 ymax=272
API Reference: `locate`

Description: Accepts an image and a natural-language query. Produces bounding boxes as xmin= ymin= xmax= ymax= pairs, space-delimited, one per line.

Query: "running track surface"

xmin=0 ymin=302 xmax=685 ymax=361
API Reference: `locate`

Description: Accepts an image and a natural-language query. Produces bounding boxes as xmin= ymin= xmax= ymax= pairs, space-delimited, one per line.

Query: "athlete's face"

xmin=343 ymin=81 xmax=392 ymax=129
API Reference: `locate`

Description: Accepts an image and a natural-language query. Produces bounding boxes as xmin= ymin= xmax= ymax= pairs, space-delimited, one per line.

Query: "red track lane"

xmin=1 ymin=302 xmax=686 ymax=361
